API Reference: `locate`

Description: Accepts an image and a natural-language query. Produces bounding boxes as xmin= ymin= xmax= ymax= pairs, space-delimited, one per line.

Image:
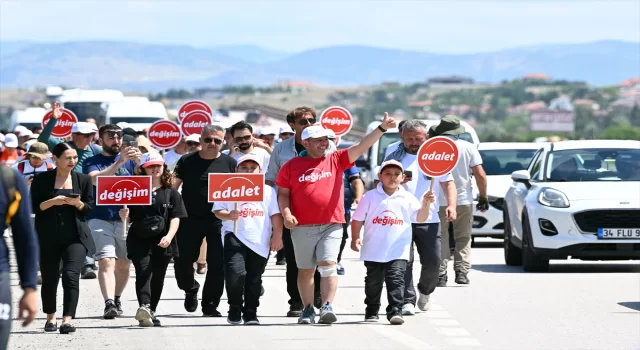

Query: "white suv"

xmin=503 ymin=140 xmax=640 ymax=272
xmin=472 ymin=142 xmax=542 ymax=240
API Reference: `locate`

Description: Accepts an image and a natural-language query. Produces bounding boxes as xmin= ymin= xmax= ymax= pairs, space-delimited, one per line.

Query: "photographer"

xmin=83 ymin=125 xmax=141 ymax=319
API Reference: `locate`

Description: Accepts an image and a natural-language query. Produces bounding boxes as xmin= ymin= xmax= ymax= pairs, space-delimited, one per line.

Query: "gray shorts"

xmin=89 ymin=219 xmax=130 ymax=262
xmin=291 ymin=224 xmax=343 ymax=269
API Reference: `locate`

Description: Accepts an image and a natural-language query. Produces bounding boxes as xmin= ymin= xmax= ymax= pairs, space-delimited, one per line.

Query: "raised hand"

xmin=53 ymin=101 xmax=63 ymax=119
xmin=380 ymin=112 xmax=397 ymax=130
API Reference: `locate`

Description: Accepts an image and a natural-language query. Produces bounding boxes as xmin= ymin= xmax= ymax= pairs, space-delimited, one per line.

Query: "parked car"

xmin=471 ymin=142 xmax=542 ymax=241
xmin=503 ymin=140 xmax=640 ymax=272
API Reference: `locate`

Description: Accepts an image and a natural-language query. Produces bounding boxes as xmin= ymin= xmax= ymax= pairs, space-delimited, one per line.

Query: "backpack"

xmin=130 ymin=189 xmax=170 ymax=238
xmin=0 ymin=164 xmax=21 ymax=225
xmin=17 ymin=160 xmax=54 ymax=174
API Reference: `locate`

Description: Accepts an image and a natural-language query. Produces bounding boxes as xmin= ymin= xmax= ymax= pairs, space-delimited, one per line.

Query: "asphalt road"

xmin=6 ymin=237 xmax=640 ymax=350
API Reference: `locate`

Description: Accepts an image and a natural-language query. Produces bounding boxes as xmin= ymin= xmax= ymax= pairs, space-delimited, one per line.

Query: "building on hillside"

xmin=407 ymin=100 xmax=432 ymax=113
xmin=427 ymin=75 xmax=474 ymax=85
xmin=522 ymin=73 xmax=552 ymax=82
xmin=572 ymin=99 xmax=600 ymax=110
xmin=548 ymin=95 xmax=574 ymax=111
xmin=509 ymin=101 xmax=547 ymax=115
xmin=275 ymin=81 xmax=316 ymax=94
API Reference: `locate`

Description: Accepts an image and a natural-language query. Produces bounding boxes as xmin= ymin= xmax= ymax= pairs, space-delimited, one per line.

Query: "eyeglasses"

xmin=202 ymin=137 xmax=223 ymax=145
xmin=104 ymin=130 xmax=123 ymax=138
xmin=297 ymin=118 xmax=316 ymax=126
xmin=186 ymin=141 xmax=200 ymax=147
xmin=233 ymin=135 xmax=252 ymax=143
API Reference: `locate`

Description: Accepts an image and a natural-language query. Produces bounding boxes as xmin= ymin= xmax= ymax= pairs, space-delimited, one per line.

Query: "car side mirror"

xmin=511 ymin=170 xmax=532 ymax=189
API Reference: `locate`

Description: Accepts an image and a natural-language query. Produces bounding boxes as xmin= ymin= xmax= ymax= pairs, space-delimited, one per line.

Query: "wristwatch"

xmin=377 ymin=125 xmax=387 ymax=133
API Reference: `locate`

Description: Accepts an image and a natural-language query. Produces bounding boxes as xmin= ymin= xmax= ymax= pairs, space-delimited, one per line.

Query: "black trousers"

xmin=40 ymin=238 xmax=86 ymax=317
xmin=0 ymin=272 xmax=11 ymax=350
xmin=337 ymin=212 xmax=351 ymax=263
xmin=282 ymin=226 xmax=321 ymax=308
xmin=223 ymin=233 xmax=267 ymax=312
xmin=174 ymin=217 xmax=224 ymax=309
xmin=127 ymin=235 xmax=172 ymax=312
xmin=364 ymin=260 xmax=407 ymax=314
xmin=404 ymin=223 xmax=441 ymax=306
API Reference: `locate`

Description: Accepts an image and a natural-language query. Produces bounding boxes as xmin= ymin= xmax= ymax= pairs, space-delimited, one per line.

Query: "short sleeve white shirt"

xmin=352 ymin=184 xmax=422 ymax=262
xmin=212 ymin=185 xmax=280 ymax=258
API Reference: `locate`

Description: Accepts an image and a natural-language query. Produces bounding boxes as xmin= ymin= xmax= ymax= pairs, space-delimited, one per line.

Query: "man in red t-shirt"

xmin=276 ymin=113 xmax=396 ymax=325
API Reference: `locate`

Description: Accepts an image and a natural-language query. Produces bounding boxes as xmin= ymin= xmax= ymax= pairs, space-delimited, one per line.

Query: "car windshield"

xmin=479 ymin=149 xmax=538 ymax=175
xmin=546 ymin=148 xmax=640 ymax=182
xmin=377 ymin=131 xmax=475 ymax=166
xmin=109 ymin=117 xmax=163 ymax=123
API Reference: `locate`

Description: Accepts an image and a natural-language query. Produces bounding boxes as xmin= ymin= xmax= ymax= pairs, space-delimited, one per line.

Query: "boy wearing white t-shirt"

xmin=213 ymin=155 xmax=284 ymax=326
xmin=350 ymin=160 xmax=433 ymax=324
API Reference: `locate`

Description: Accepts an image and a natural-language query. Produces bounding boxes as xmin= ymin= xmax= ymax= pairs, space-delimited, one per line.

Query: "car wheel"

xmin=521 ymin=211 xmax=550 ymax=272
xmin=503 ymin=205 xmax=522 ymax=266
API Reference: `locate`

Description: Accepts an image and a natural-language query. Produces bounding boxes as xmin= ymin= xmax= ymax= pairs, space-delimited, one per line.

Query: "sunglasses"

xmin=186 ymin=141 xmax=200 ymax=147
xmin=202 ymin=137 xmax=223 ymax=145
xmin=297 ymin=118 xmax=316 ymax=126
xmin=105 ymin=130 xmax=123 ymax=138
xmin=234 ymin=135 xmax=252 ymax=143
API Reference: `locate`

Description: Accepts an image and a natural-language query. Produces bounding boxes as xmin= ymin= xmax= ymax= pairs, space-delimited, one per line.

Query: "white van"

xmin=9 ymin=107 xmax=48 ymax=131
xmin=104 ymin=100 xmax=168 ymax=130
xmin=358 ymin=119 xmax=480 ymax=187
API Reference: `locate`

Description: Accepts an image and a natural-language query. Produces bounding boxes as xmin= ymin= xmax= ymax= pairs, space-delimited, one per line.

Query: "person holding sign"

xmin=118 ymin=152 xmax=187 ymax=327
xmin=83 ymin=124 xmax=141 ymax=319
xmin=351 ymin=160 xmax=434 ymax=324
xmin=275 ymin=113 xmax=396 ymax=325
xmin=384 ymin=120 xmax=457 ymax=316
xmin=172 ymin=124 xmax=236 ymax=317
xmin=30 ymin=143 xmax=96 ymax=334
xmin=212 ymin=155 xmax=283 ymax=325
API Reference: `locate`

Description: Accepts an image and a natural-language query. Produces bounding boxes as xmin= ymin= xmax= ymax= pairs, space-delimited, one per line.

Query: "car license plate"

xmin=597 ymin=228 xmax=640 ymax=239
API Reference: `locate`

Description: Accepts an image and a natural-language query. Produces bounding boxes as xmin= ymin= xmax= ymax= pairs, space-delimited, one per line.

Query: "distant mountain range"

xmin=0 ymin=40 xmax=638 ymax=92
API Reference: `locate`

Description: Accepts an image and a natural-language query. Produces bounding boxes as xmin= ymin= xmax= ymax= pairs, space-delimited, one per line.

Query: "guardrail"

xmin=229 ymin=103 xmax=366 ymax=141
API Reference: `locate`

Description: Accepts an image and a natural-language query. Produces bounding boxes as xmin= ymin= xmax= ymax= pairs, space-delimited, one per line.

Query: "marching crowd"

xmin=0 ymin=104 xmax=489 ymax=347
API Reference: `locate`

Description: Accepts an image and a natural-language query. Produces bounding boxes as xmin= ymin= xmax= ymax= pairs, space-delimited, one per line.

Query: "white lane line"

xmin=447 ymin=337 xmax=482 ymax=346
xmin=436 ymin=327 xmax=472 ymax=337
xmin=429 ymin=318 xmax=460 ymax=326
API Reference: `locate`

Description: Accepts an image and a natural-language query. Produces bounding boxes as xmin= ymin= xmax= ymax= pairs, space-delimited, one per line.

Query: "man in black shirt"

xmin=173 ymin=124 xmax=237 ymax=317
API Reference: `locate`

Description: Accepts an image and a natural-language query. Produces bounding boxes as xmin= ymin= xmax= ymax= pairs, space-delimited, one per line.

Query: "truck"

xmin=59 ymin=88 xmax=125 ymax=123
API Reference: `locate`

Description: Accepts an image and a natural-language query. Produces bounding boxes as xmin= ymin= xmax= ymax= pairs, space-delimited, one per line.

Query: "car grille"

xmin=573 ymin=210 xmax=640 ymax=233
xmin=489 ymin=198 xmax=504 ymax=211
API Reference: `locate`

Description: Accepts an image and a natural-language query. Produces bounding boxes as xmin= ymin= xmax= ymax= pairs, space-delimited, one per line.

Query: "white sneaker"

xmin=417 ymin=293 xmax=431 ymax=311
xmin=401 ymin=304 xmax=415 ymax=316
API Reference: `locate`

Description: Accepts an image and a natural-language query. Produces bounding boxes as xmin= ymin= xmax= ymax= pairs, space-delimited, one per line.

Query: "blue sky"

xmin=1 ymin=0 xmax=638 ymax=53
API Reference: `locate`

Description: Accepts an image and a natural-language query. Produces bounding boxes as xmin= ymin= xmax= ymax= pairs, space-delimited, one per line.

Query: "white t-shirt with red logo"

xmin=351 ymin=184 xmax=422 ymax=262
xmin=275 ymin=149 xmax=353 ymax=225
xmin=212 ymin=185 xmax=280 ymax=258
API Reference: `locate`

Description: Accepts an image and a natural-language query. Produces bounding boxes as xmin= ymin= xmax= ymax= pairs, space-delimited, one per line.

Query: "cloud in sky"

xmin=1 ymin=0 xmax=638 ymax=53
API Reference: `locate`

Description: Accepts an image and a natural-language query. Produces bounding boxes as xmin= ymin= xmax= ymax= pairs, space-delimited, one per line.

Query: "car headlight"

xmin=538 ymin=188 xmax=570 ymax=208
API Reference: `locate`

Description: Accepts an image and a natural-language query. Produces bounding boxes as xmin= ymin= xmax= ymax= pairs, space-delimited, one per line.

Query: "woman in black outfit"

xmin=30 ymin=143 xmax=95 ymax=334
xmin=119 ymin=152 xmax=187 ymax=327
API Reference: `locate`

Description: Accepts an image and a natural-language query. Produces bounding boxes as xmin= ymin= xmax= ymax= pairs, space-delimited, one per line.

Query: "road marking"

xmin=429 ymin=318 xmax=460 ymax=326
xmin=436 ymin=327 xmax=472 ymax=337
xmin=447 ymin=337 xmax=482 ymax=346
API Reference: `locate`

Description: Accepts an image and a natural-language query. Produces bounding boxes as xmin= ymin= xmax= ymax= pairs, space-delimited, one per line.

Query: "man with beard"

xmin=225 ymin=121 xmax=271 ymax=172
xmin=384 ymin=120 xmax=457 ymax=316
xmin=172 ymin=124 xmax=236 ymax=317
xmin=84 ymin=125 xmax=141 ymax=319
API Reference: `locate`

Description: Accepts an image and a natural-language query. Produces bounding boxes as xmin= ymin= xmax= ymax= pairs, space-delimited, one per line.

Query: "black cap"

xmin=123 ymin=134 xmax=136 ymax=144
xmin=122 ymin=127 xmax=138 ymax=137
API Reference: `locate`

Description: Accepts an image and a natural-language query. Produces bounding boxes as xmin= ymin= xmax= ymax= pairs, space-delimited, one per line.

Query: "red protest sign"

xmin=178 ymin=100 xmax=212 ymax=122
xmin=42 ymin=108 xmax=78 ymax=138
xmin=147 ymin=120 xmax=181 ymax=149
xmin=180 ymin=110 xmax=212 ymax=137
xmin=320 ymin=106 xmax=353 ymax=136
xmin=95 ymin=176 xmax=152 ymax=206
xmin=416 ymin=136 xmax=460 ymax=177
xmin=208 ymin=173 xmax=265 ymax=203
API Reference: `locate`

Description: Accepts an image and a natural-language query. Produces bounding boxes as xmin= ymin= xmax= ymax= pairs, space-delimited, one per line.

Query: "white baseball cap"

xmin=236 ymin=154 xmax=262 ymax=170
xmin=140 ymin=151 xmax=165 ymax=168
xmin=259 ymin=128 xmax=277 ymax=136
xmin=13 ymin=125 xmax=29 ymax=136
xmin=301 ymin=125 xmax=331 ymax=141
xmin=185 ymin=134 xmax=200 ymax=143
xmin=19 ymin=129 xmax=33 ymax=137
xmin=72 ymin=122 xmax=98 ymax=134
xmin=279 ymin=125 xmax=295 ymax=135
xmin=325 ymin=129 xmax=337 ymax=140
xmin=379 ymin=160 xmax=404 ymax=173
xmin=4 ymin=133 xmax=19 ymax=148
